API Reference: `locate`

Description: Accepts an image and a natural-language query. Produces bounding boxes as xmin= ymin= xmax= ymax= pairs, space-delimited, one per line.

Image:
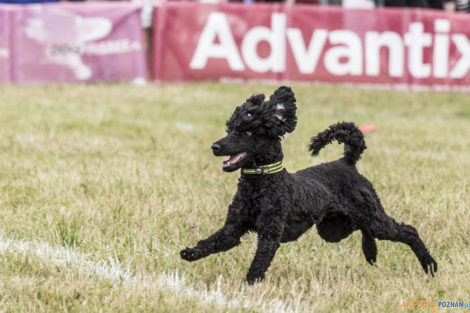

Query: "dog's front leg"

xmin=246 ymin=216 xmax=283 ymax=284
xmin=180 ymin=222 xmax=247 ymax=262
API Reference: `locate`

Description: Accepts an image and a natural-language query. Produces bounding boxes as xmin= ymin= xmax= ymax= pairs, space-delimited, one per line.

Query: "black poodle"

xmin=180 ymin=86 xmax=437 ymax=284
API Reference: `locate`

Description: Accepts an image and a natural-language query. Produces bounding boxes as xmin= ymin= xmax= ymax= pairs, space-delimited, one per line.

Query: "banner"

xmin=153 ymin=3 xmax=470 ymax=91
xmin=0 ymin=6 xmax=13 ymax=83
xmin=153 ymin=3 xmax=283 ymax=82
xmin=12 ymin=2 xmax=147 ymax=84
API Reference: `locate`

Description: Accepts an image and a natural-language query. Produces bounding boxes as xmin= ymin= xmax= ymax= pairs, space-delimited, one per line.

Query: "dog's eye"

xmin=246 ymin=131 xmax=252 ymax=136
xmin=247 ymin=113 xmax=252 ymax=117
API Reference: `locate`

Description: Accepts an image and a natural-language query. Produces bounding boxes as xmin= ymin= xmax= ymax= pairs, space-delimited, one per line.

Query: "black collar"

xmin=241 ymin=161 xmax=283 ymax=175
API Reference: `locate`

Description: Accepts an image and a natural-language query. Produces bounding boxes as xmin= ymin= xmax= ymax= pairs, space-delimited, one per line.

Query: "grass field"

xmin=0 ymin=83 xmax=469 ymax=313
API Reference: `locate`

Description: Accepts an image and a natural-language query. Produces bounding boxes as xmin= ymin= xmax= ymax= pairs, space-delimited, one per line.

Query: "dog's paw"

xmin=246 ymin=273 xmax=264 ymax=285
xmin=180 ymin=247 xmax=202 ymax=262
xmin=421 ymin=255 xmax=438 ymax=276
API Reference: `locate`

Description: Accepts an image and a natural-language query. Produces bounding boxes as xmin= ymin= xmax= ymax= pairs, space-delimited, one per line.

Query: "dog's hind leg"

xmin=361 ymin=230 xmax=377 ymax=265
xmin=369 ymin=214 xmax=437 ymax=275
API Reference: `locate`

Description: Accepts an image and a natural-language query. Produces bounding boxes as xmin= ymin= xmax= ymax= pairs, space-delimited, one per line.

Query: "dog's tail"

xmin=309 ymin=122 xmax=366 ymax=165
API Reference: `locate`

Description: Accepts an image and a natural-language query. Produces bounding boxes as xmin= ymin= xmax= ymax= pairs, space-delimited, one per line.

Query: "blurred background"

xmin=1 ymin=0 xmax=469 ymax=88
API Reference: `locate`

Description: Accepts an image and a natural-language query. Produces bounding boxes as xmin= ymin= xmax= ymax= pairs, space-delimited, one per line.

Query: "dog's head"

xmin=211 ymin=86 xmax=297 ymax=172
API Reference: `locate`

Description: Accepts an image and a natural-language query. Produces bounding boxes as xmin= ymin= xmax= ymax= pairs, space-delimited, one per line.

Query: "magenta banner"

xmin=153 ymin=3 xmax=470 ymax=91
xmin=1 ymin=2 xmax=147 ymax=84
xmin=0 ymin=6 xmax=13 ymax=83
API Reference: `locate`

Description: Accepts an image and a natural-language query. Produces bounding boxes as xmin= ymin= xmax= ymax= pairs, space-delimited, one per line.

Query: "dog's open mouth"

xmin=223 ymin=152 xmax=247 ymax=168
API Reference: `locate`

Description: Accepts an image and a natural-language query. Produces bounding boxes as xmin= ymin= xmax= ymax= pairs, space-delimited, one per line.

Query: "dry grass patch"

xmin=0 ymin=83 xmax=469 ymax=312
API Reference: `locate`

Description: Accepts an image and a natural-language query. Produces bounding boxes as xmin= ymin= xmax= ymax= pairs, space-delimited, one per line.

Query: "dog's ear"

xmin=246 ymin=94 xmax=265 ymax=106
xmin=267 ymin=86 xmax=297 ymax=136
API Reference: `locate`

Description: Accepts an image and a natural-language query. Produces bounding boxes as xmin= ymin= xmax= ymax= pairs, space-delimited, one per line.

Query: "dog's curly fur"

xmin=180 ymin=86 xmax=437 ymax=284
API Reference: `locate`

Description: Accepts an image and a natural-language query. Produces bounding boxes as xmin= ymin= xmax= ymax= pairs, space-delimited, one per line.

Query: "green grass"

xmin=0 ymin=83 xmax=469 ymax=312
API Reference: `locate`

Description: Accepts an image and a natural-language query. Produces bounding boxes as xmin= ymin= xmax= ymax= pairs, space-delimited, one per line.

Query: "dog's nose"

xmin=211 ymin=143 xmax=221 ymax=152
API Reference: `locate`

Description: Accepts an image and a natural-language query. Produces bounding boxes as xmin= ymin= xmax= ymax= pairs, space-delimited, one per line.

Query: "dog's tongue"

xmin=223 ymin=153 xmax=245 ymax=166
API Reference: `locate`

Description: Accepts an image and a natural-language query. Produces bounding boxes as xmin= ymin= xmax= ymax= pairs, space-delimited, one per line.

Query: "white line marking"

xmin=0 ymin=234 xmax=300 ymax=313
xmin=0 ymin=234 xmax=133 ymax=281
